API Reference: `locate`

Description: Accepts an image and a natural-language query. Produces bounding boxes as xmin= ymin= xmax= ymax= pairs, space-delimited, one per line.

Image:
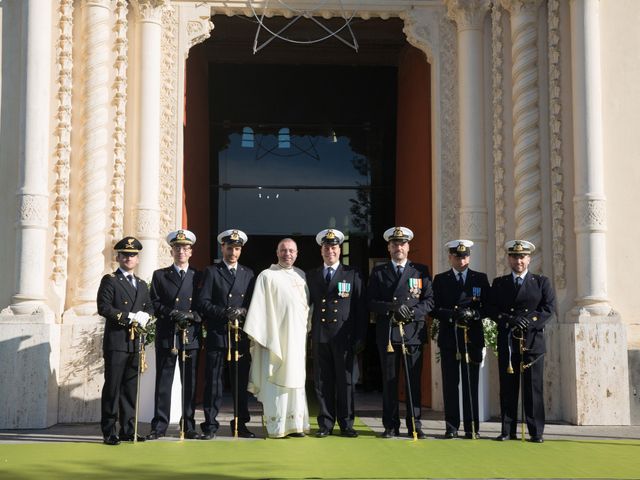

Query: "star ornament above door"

xmin=248 ymin=0 xmax=359 ymax=54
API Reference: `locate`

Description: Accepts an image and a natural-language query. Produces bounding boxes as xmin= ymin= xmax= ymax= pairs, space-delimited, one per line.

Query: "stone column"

xmin=446 ymin=0 xmax=490 ymax=270
xmin=557 ymin=0 xmax=630 ymax=425
xmin=446 ymin=0 xmax=491 ymax=422
xmin=0 ymin=0 xmax=59 ymax=429
xmin=71 ymin=0 xmax=113 ymax=315
xmin=501 ymin=0 xmax=543 ymax=272
xmin=10 ymin=0 xmax=53 ymax=315
xmin=131 ymin=0 xmax=168 ymax=280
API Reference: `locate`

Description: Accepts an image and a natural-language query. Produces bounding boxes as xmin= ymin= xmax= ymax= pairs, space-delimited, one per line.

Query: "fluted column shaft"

xmin=501 ymin=0 xmax=543 ymax=272
xmin=569 ymin=0 xmax=610 ymax=316
xmin=132 ymin=1 xmax=167 ymax=280
xmin=447 ymin=0 xmax=490 ymax=271
xmin=11 ymin=0 xmax=53 ymax=314
xmin=71 ymin=0 xmax=112 ymax=315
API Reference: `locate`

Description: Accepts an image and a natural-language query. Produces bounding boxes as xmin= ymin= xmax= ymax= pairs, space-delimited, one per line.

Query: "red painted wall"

xmin=395 ymin=45 xmax=433 ymax=407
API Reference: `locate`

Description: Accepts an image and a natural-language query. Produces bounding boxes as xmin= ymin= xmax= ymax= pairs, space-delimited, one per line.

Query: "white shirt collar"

xmin=174 ymin=264 xmax=189 ymax=274
xmin=118 ymin=267 xmax=134 ymax=277
xmin=323 ymin=261 xmax=340 ymax=271
xmin=452 ymin=267 xmax=468 ymax=280
xmin=391 ymin=260 xmax=407 ymax=269
xmin=512 ymin=270 xmax=528 ymax=280
xmin=223 ymin=260 xmax=237 ymax=271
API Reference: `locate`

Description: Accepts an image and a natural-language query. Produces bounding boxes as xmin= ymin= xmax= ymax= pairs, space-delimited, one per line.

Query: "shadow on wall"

xmin=58 ymin=320 xmax=104 ymax=423
xmin=0 ymin=334 xmax=57 ymax=429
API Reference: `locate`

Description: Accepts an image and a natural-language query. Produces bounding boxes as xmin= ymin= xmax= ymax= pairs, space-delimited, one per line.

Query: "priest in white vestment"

xmin=244 ymin=238 xmax=311 ymax=438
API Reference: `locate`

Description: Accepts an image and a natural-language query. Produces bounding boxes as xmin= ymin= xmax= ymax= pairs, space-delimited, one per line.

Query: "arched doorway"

xmin=183 ymin=14 xmax=432 ymax=406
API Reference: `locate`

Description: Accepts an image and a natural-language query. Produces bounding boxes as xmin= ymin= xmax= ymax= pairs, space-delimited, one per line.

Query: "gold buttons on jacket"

xmin=124 ymin=301 xmax=128 ymax=305
xmin=322 ymin=299 xmax=326 ymax=303
xmin=175 ymin=298 xmax=179 ymax=303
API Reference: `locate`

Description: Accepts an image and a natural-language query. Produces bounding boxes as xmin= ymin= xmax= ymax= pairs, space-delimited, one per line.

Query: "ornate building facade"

xmin=0 ymin=0 xmax=636 ymax=428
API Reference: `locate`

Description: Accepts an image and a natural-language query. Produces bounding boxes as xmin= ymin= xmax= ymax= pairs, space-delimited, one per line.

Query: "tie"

xmin=179 ymin=269 xmax=185 ymax=279
xmin=126 ymin=274 xmax=135 ymax=288
xmin=230 ymin=267 xmax=236 ymax=277
xmin=325 ymin=267 xmax=333 ymax=284
xmin=515 ymin=276 xmax=522 ymax=292
xmin=457 ymin=272 xmax=464 ymax=289
xmin=396 ymin=265 xmax=404 ymax=278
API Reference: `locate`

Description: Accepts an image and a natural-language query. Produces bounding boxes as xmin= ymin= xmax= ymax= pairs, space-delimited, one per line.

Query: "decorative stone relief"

xmin=491 ymin=1 xmax=507 ymax=276
xmin=401 ymin=7 xmax=436 ymax=63
xmin=438 ymin=14 xmax=460 ymax=271
xmin=460 ymin=210 xmax=488 ymax=239
xmin=186 ymin=16 xmax=214 ymax=57
xmin=446 ymin=0 xmax=491 ymax=30
xmin=136 ymin=207 xmax=161 ymax=239
xmin=501 ymin=0 xmax=543 ymax=273
xmin=158 ymin=6 xmax=179 ymax=267
xmin=18 ymin=194 xmax=47 ymax=226
xmin=110 ymin=0 xmax=128 ymax=271
xmin=52 ymin=0 xmax=73 ymax=287
xmin=548 ymin=0 xmax=565 ymax=289
xmin=574 ymin=197 xmax=606 ymax=232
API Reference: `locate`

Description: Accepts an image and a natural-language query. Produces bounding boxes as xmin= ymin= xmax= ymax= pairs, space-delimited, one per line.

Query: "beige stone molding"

xmin=186 ymin=13 xmax=214 ymax=57
xmin=72 ymin=0 xmax=113 ymax=313
xmin=548 ymin=0 xmax=565 ymax=289
xmin=501 ymin=0 xmax=543 ymax=272
xmin=491 ymin=1 xmax=507 ymax=276
xmin=53 ymin=0 xmax=74 ymax=290
xmin=402 ymin=6 xmax=436 ymax=62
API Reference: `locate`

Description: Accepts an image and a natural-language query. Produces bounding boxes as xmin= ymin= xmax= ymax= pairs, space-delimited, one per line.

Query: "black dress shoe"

xmin=201 ymin=431 xmax=216 ymax=440
xmin=465 ymin=432 xmax=480 ymax=439
xmin=380 ymin=428 xmax=397 ymax=439
xmin=444 ymin=430 xmax=458 ymax=439
xmin=495 ymin=433 xmax=517 ymax=441
xmin=185 ymin=430 xmax=201 ymax=440
xmin=287 ymin=432 xmax=305 ymax=438
xmin=315 ymin=428 xmax=331 ymax=438
xmin=103 ymin=434 xmax=120 ymax=446
xmin=529 ymin=435 xmax=544 ymax=443
xmin=236 ymin=425 xmax=256 ymax=438
xmin=146 ymin=431 xmax=165 ymax=440
xmin=120 ymin=434 xmax=145 ymax=442
xmin=340 ymin=427 xmax=358 ymax=438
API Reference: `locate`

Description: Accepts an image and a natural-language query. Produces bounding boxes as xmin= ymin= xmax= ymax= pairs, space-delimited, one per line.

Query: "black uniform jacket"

xmin=97 ymin=270 xmax=154 ymax=353
xmin=488 ymin=272 xmax=556 ymax=354
xmin=150 ymin=266 xmax=202 ymax=351
xmin=367 ymin=261 xmax=434 ymax=346
xmin=431 ymin=269 xmax=490 ymax=351
xmin=307 ymin=264 xmax=367 ymax=346
xmin=195 ymin=262 xmax=255 ymax=350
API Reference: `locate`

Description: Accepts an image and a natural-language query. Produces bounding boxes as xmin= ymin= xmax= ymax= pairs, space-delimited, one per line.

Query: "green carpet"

xmin=1 ymin=430 xmax=639 ymax=479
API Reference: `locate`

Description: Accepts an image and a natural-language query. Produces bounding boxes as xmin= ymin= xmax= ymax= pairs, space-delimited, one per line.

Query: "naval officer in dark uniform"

xmin=307 ymin=229 xmax=367 ymax=438
xmin=488 ymin=240 xmax=556 ymax=443
xmin=147 ymin=229 xmax=202 ymax=440
xmin=196 ymin=229 xmax=256 ymax=439
xmin=432 ymin=239 xmax=490 ymax=439
xmin=367 ymin=227 xmax=434 ymax=439
xmin=97 ymin=237 xmax=153 ymax=445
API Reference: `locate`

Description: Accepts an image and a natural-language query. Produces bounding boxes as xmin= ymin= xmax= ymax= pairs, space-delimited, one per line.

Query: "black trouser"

xmin=150 ymin=347 xmax=199 ymax=434
xmin=498 ymin=342 xmax=545 ymax=437
xmin=101 ymin=350 xmax=139 ymax=438
xmin=201 ymin=346 xmax=251 ymax=434
xmin=440 ymin=347 xmax=480 ymax=435
xmin=377 ymin=343 xmax=423 ymax=432
xmin=313 ymin=341 xmax=355 ymax=431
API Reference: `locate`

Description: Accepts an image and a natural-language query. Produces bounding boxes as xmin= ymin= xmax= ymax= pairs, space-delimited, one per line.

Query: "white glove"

xmin=128 ymin=312 xmax=136 ymax=324
xmin=134 ymin=311 xmax=151 ymax=328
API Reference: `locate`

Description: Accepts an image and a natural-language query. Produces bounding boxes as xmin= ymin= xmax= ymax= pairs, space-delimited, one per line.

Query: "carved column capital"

xmin=186 ymin=15 xmax=214 ymax=55
xmin=499 ymin=0 xmax=543 ymax=16
xmin=446 ymin=0 xmax=490 ymax=30
xmin=131 ymin=0 xmax=168 ymax=23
